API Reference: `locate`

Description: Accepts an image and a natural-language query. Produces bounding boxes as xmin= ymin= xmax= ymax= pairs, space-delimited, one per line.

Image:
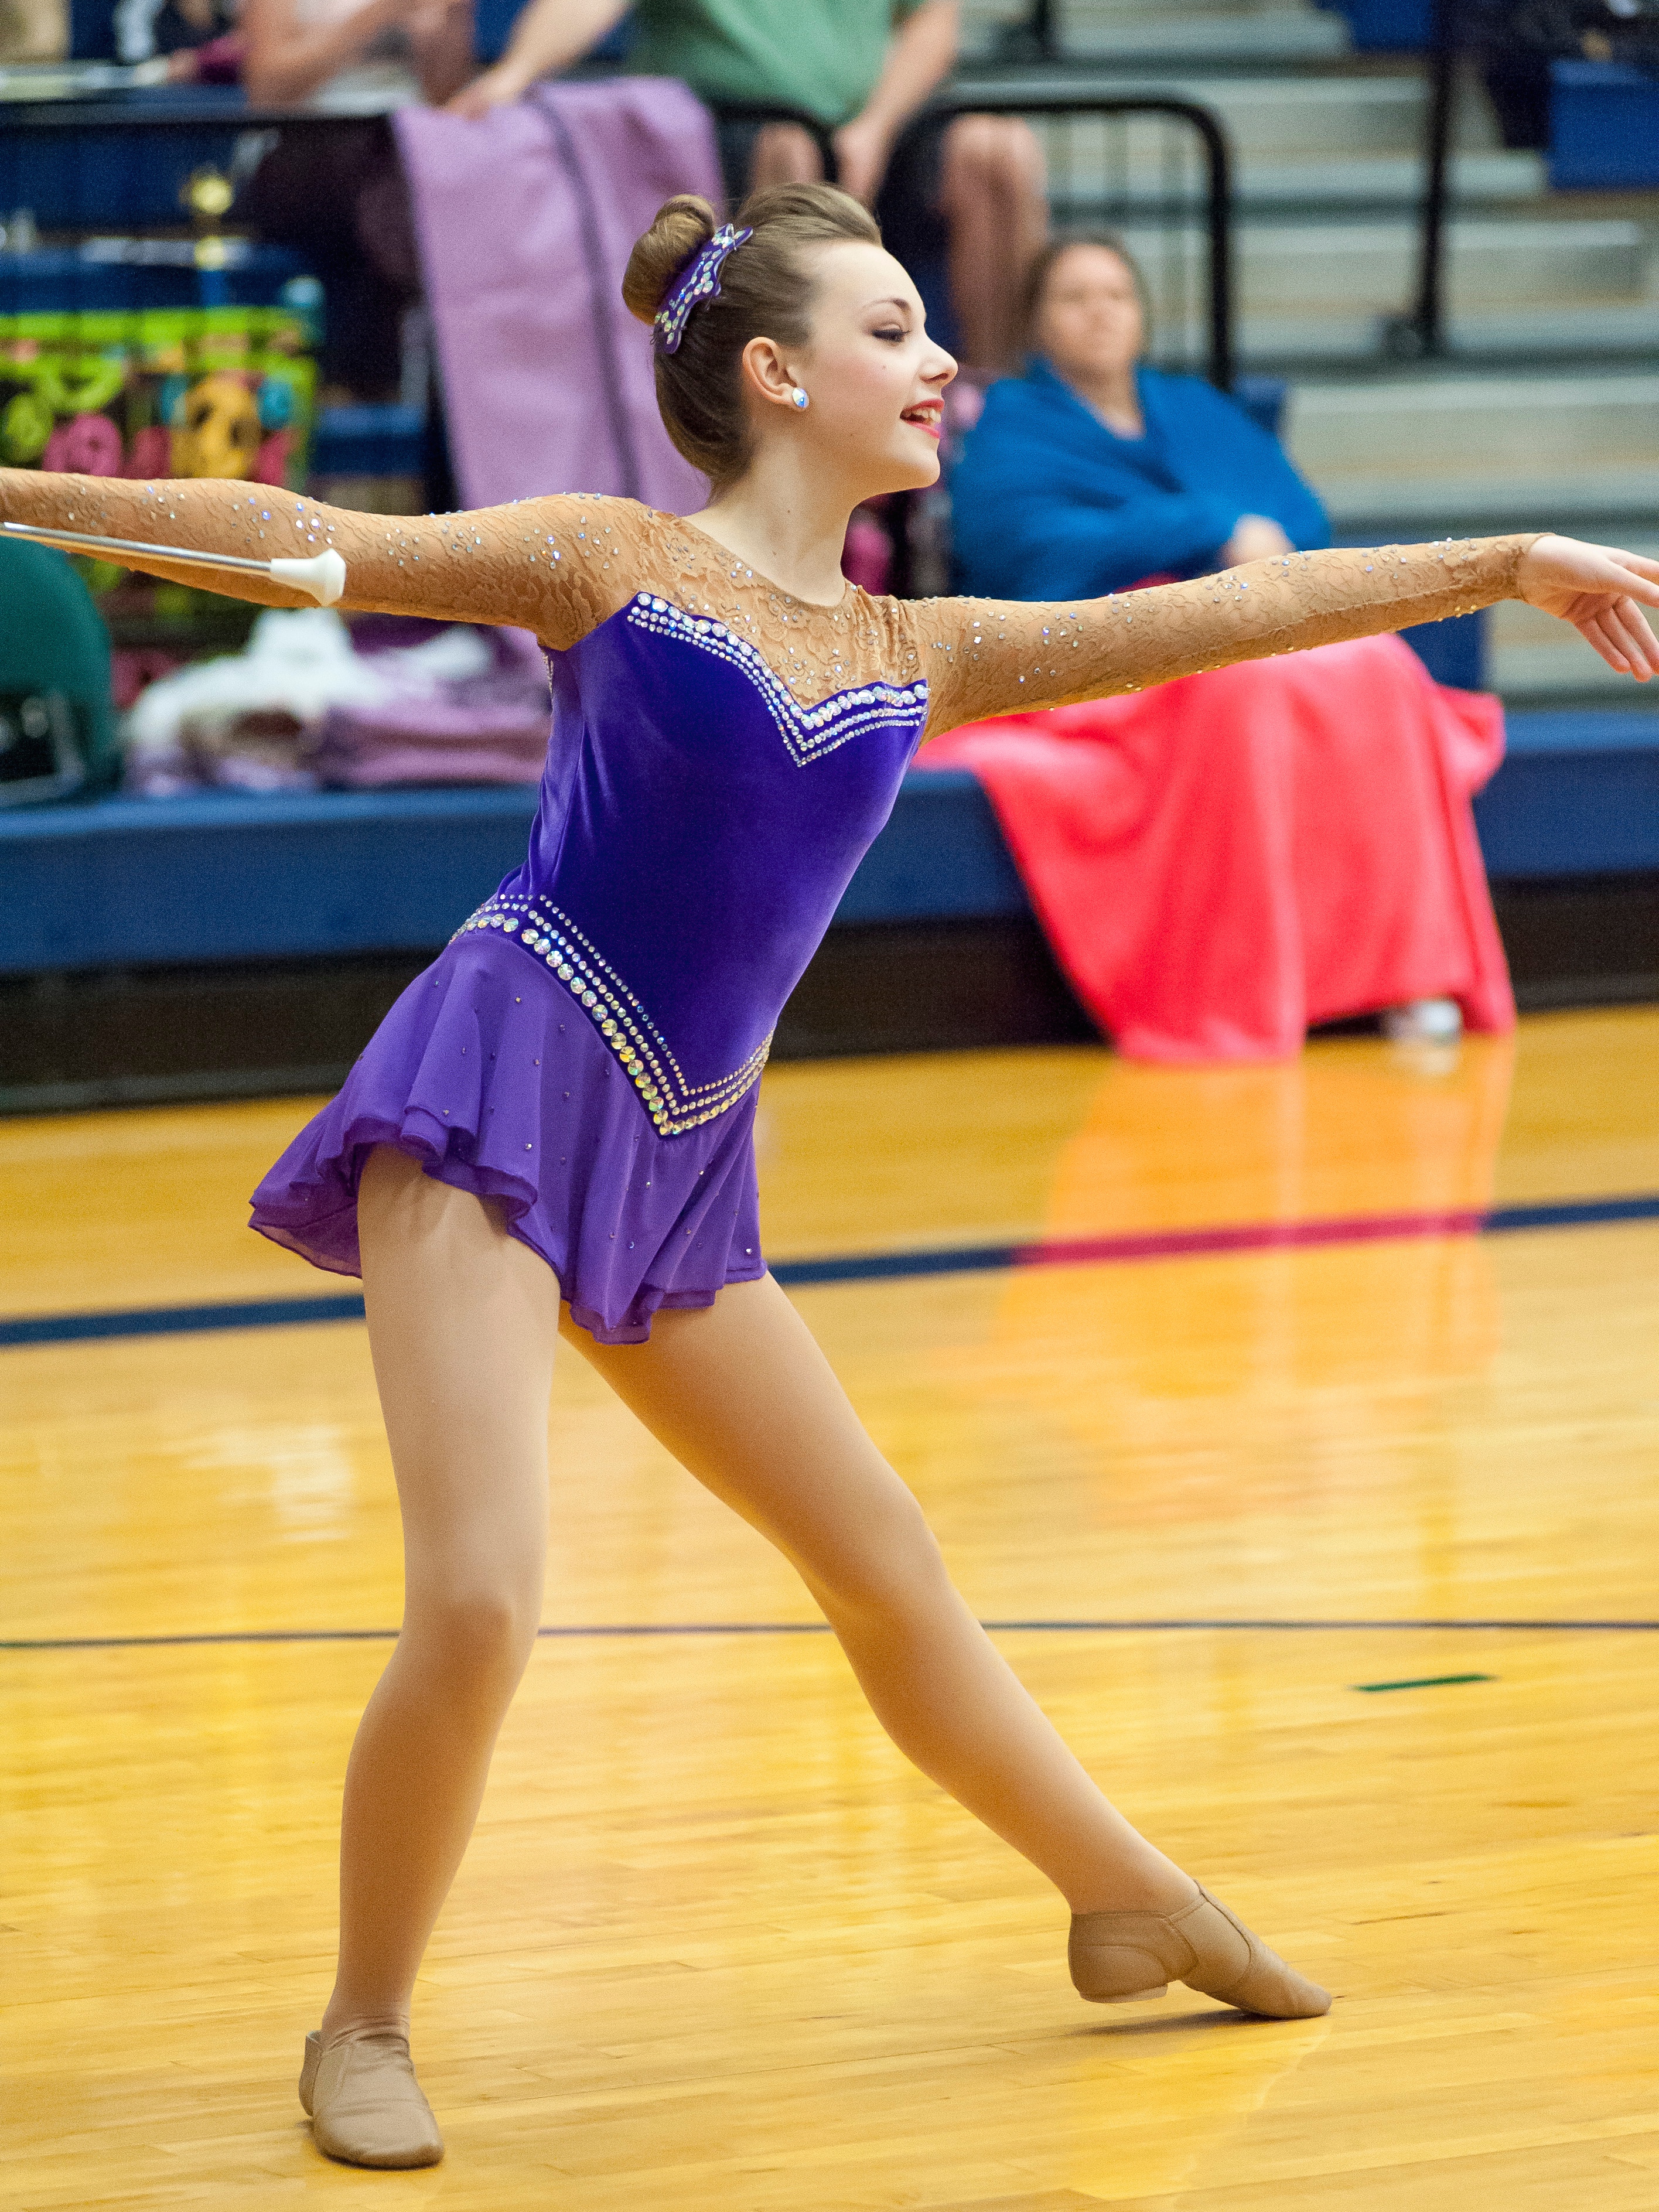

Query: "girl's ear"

xmin=740 ymin=336 xmax=800 ymax=411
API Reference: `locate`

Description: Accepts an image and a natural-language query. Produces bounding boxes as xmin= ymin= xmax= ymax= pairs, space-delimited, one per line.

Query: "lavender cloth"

xmin=249 ymin=928 xmax=764 ymax=1344
xmin=393 ymin=81 xmax=721 ymax=511
xmin=313 ymin=629 xmax=553 ymax=788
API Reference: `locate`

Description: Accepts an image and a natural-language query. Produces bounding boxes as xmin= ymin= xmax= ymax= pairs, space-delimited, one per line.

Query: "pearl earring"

xmin=790 ymin=387 xmax=810 ymax=410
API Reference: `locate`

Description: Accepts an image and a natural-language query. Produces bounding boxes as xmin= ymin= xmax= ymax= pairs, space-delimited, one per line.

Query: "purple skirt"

xmin=249 ymin=931 xmax=764 ymax=1343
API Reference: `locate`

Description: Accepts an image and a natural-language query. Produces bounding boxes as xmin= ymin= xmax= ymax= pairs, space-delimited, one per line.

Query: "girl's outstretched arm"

xmin=913 ymin=531 xmax=1659 ymax=738
xmin=0 ymin=470 xmax=626 ymax=650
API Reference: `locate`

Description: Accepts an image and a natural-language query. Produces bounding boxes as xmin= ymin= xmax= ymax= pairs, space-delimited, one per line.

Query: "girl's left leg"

xmin=567 ymin=1274 xmax=1190 ymax=1915
xmin=567 ymin=1275 xmax=1329 ymax=2016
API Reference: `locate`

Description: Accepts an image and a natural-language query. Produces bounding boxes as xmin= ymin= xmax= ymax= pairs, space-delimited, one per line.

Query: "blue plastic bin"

xmin=1549 ymin=60 xmax=1659 ymax=190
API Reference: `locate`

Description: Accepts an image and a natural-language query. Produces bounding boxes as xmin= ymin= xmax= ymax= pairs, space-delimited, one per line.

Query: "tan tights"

xmin=321 ymin=1145 xmax=1192 ymax=2039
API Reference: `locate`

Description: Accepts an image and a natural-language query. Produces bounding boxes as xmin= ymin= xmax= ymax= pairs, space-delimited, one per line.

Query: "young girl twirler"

xmin=9 ymin=183 xmax=1656 ymax=2167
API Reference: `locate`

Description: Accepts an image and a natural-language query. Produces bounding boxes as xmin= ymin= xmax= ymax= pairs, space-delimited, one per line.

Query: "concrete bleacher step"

xmin=975 ymin=70 xmax=1544 ymax=211
xmin=1217 ymin=299 xmax=1659 ymax=368
xmin=1124 ymin=216 xmax=1659 ymax=366
xmin=1236 ymin=217 xmax=1656 ymax=309
xmin=1285 ymin=371 xmax=1659 ymax=532
xmin=1117 ymin=72 xmax=1460 ymax=158
xmin=963 ymin=0 xmax=1351 ymax=63
xmin=990 ymin=66 xmax=1628 ymax=373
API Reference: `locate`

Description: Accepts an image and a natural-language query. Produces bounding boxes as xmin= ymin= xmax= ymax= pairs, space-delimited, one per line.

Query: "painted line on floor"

xmin=0 ymin=1291 xmax=368 ymax=1346
xmin=1352 ymin=1672 xmax=1497 ymax=1692
xmin=4 ymin=1191 xmax=1657 ymax=1350
xmin=3 ymin=1620 xmax=1655 ymax=1654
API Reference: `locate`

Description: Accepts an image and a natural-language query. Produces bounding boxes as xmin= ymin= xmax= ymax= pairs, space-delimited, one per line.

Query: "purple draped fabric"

xmin=393 ymin=81 xmax=721 ymax=511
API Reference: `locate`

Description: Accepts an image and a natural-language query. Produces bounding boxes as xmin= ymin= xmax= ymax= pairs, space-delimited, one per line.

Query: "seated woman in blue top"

xmin=951 ymin=240 xmax=1327 ymax=601
xmin=934 ymin=235 xmax=1516 ymax=1064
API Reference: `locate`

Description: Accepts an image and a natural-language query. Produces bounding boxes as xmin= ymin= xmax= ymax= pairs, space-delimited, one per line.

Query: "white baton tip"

xmin=269 ymin=548 xmax=347 ymax=605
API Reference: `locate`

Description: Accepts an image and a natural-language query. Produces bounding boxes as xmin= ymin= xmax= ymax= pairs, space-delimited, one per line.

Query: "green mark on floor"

xmin=1353 ymin=1672 xmax=1496 ymax=1694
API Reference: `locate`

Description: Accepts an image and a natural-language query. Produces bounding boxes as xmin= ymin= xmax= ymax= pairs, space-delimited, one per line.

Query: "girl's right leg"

xmin=303 ymin=1147 xmax=561 ymax=2165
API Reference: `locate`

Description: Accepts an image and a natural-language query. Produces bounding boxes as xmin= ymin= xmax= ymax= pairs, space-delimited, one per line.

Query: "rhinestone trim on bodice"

xmin=625 ymin=594 xmax=928 ymax=767
xmin=453 ymin=894 xmax=770 ymax=1136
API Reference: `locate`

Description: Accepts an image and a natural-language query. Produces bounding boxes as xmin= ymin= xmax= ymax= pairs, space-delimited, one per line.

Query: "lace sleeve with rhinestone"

xmin=909 ymin=535 xmax=1538 ymax=738
xmin=0 ymin=471 xmax=649 ymax=649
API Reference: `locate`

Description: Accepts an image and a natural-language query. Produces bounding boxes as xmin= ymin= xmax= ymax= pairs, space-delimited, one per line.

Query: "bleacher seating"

xmin=3 ymin=1 xmax=1657 ymax=1109
xmin=310 ymin=405 xmax=428 ymax=480
xmin=5 ymin=712 xmax=1655 ymax=979
xmin=0 ymin=84 xmax=255 ymax=229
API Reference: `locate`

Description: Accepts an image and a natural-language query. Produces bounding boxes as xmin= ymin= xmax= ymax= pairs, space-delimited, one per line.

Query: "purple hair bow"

xmin=655 ymin=224 xmax=753 ymax=354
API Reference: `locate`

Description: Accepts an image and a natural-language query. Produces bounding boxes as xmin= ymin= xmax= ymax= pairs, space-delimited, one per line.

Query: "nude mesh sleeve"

xmin=0 ymin=472 xmax=644 ymax=650
xmin=910 ymin=535 xmax=1538 ymax=738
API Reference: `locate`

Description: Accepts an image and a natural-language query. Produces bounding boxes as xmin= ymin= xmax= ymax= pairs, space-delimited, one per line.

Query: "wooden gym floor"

xmin=2 ymin=1007 xmax=1657 ymax=2208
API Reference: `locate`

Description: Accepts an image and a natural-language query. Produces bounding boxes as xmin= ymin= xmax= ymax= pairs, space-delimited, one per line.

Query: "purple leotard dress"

xmin=250 ymin=502 xmax=931 ymax=1340
xmin=0 ymin=469 xmax=1520 ymax=1341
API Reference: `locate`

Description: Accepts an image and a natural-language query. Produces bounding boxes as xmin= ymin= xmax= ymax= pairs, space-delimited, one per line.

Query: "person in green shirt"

xmin=450 ymin=0 xmax=1048 ymax=368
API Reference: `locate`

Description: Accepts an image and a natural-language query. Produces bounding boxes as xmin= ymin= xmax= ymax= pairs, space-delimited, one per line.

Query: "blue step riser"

xmin=0 ymin=132 xmax=252 ymax=231
xmin=1311 ymin=0 xmax=1432 ymax=52
xmin=4 ymin=718 xmax=1655 ymax=977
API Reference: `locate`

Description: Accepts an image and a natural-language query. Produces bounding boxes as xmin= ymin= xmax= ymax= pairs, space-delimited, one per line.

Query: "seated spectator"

xmin=951 ymin=235 xmax=1327 ymax=600
xmin=452 ymin=0 xmax=1047 ymax=369
xmin=237 ymin=0 xmax=473 ymax=397
xmin=927 ymin=234 xmax=1515 ymax=1063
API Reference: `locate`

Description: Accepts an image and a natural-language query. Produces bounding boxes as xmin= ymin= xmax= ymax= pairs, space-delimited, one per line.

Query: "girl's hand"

xmin=1517 ymin=532 xmax=1659 ymax=678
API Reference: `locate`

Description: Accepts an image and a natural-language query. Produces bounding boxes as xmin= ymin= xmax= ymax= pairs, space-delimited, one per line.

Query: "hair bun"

xmin=622 ymin=195 xmax=719 ymax=326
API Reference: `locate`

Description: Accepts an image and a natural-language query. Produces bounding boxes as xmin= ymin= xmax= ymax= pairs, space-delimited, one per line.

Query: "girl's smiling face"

xmin=740 ymin=242 xmax=958 ymax=500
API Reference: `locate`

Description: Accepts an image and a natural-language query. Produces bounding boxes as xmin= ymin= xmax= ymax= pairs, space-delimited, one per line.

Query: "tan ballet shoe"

xmin=1069 ymin=1885 xmax=1330 ymax=2019
xmin=299 ymin=2024 xmax=445 ymax=2167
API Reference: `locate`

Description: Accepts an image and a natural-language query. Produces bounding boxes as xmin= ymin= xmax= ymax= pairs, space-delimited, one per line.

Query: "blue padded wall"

xmin=5 ymin=722 xmax=1658 ymax=981
xmin=0 ymin=90 xmax=265 ymax=230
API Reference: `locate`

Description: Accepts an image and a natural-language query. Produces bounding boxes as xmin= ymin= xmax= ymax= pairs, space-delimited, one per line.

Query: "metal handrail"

xmin=1392 ymin=0 xmax=1659 ymax=360
xmin=878 ymin=84 xmax=1234 ymax=593
xmin=935 ymin=80 xmax=1235 ymax=393
xmin=1386 ymin=0 xmax=1463 ymax=360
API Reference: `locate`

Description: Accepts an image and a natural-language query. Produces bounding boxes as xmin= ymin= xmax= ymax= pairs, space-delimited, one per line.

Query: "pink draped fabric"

xmin=394 ymin=81 xmax=720 ymax=511
xmin=917 ymin=633 xmax=1515 ymax=1063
